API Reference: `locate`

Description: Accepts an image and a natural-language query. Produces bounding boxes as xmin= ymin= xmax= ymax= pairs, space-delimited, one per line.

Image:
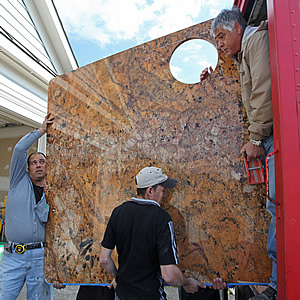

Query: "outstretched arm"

xmin=100 ymin=247 xmax=118 ymax=278
xmin=9 ymin=113 xmax=54 ymax=188
xmin=160 ymin=264 xmax=205 ymax=294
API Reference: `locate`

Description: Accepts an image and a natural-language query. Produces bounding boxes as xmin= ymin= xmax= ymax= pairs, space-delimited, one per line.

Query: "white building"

xmin=0 ymin=0 xmax=78 ymax=207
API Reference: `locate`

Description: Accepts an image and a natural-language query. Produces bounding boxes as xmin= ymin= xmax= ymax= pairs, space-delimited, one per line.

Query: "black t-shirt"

xmin=101 ymin=198 xmax=179 ymax=300
xmin=33 ymin=183 xmax=43 ymax=204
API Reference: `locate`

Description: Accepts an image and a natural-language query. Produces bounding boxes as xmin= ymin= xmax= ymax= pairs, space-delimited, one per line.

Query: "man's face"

xmin=151 ymin=185 xmax=166 ymax=205
xmin=214 ymin=23 xmax=242 ymax=57
xmin=28 ymin=153 xmax=46 ymax=182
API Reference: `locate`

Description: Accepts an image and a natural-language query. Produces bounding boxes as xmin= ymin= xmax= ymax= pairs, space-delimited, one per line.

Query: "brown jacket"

xmin=236 ymin=21 xmax=273 ymax=141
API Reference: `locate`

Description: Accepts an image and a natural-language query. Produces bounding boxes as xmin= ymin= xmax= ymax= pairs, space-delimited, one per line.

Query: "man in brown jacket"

xmin=201 ymin=6 xmax=277 ymax=300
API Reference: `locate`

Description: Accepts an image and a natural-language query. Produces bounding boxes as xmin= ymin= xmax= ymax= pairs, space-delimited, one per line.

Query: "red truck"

xmin=235 ymin=0 xmax=300 ymax=299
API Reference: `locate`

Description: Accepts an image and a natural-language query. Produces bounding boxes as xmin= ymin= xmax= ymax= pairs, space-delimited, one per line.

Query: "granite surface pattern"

xmin=46 ymin=19 xmax=271 ymax=284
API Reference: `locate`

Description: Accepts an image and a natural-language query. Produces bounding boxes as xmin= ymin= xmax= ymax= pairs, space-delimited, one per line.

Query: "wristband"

xmin=249 ymin=139 xmax=264 ymax=147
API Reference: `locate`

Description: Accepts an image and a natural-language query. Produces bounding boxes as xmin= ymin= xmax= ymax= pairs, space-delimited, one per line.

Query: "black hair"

xmin=136 ymin=183 xmax=160 ymax=198
xmin=27 ymin=152 xmax=46 ymax=168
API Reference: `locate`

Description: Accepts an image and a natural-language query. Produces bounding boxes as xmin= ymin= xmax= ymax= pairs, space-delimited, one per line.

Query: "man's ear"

xmin=145 ymin=187 xmax=153 ymax=199
xmin=234 ymin=22 xmax=242 ymax=34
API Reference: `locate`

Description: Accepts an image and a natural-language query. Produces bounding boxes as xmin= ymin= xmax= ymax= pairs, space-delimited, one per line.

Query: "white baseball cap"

xmin=136 ymin=166 xmax=177 ymax=189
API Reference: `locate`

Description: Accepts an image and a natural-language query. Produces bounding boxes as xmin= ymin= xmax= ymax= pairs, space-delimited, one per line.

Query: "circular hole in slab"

xmin=169 ymin=39 xmax=218 ymax=84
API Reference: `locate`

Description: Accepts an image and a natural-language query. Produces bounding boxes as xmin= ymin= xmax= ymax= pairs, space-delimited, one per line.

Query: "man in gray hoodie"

xmin=201 ymin=6 xmax=276 ymax=300
xmin=0 ymin=113 xmax=58 ymax=299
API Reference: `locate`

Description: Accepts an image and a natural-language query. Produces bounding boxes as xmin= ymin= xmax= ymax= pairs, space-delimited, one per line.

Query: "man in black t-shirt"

xmin=100 ymin=166 xmax=226 ymax=300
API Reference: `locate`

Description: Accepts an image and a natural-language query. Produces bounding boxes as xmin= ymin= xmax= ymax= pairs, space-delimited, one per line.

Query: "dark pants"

xmin=76 ymin=285 xmax=115 ymax=300
xmin=178 ymin=286 xmax=221 ymax=300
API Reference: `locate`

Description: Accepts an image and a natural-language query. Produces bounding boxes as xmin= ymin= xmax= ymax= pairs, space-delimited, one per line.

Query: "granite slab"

xmin=45 ymin=19 xmax=271 ymax=284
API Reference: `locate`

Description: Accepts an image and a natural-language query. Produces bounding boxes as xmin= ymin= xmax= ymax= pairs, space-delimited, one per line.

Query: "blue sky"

xmin=54 ymin=0 xmax=233 ymax=83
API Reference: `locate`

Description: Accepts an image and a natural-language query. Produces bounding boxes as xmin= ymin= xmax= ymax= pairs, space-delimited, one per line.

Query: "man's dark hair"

xmin=136 ymin=183 xmax=160 ymax=198
xmin=27 ymin=152 xmax=46 ymax=168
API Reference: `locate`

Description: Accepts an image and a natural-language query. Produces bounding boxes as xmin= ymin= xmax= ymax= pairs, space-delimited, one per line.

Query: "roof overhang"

xmin=23 ymin=0 xmax=78 ymax=74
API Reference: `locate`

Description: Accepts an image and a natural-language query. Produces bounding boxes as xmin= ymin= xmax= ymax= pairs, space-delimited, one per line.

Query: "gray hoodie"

xmin=5 ymin=130 xmax=49 ymax=243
